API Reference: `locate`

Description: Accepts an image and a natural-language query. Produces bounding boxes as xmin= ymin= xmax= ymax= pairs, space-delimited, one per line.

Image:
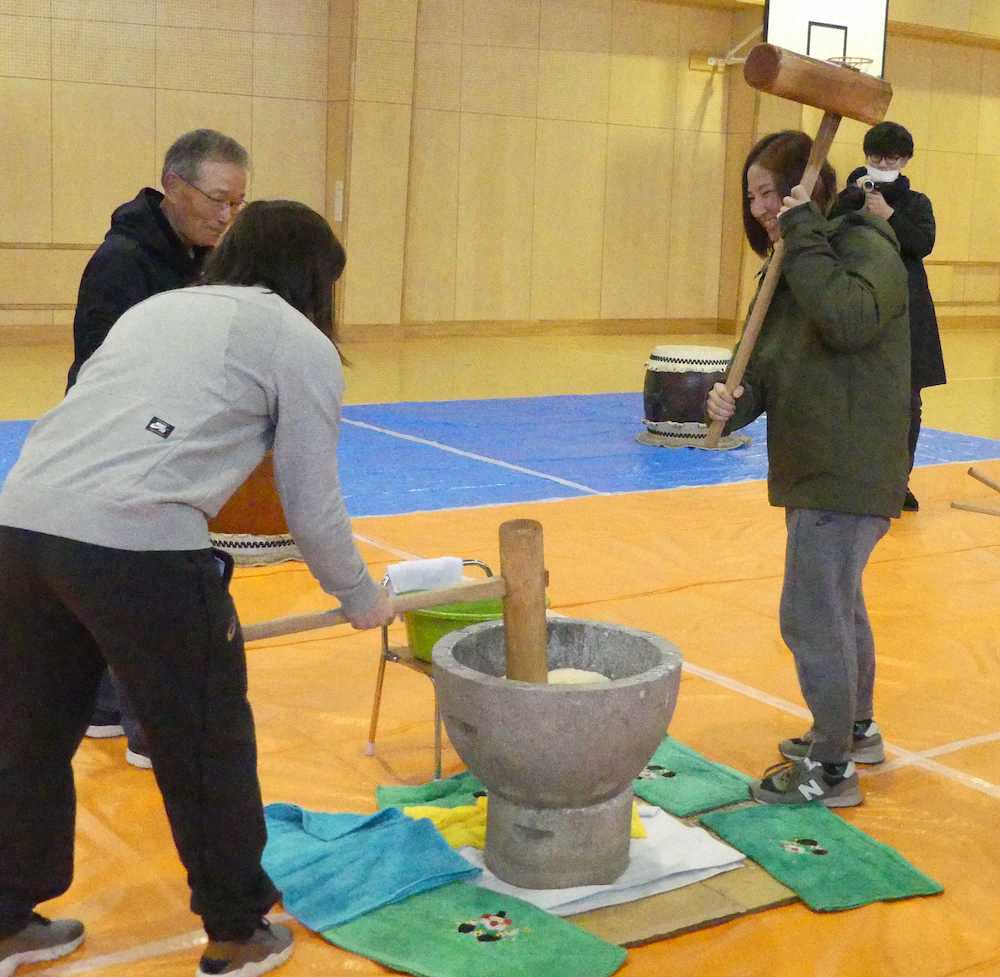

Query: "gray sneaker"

xmin=196 ymin=919 xmax=293 ymax=977
xmin=0 ymin=914 xmax=84 ymax=977
xmin=752 ymin=757 xmax=862 ymax=808
xmin=779 ymin=720 xmax=885 ymax=764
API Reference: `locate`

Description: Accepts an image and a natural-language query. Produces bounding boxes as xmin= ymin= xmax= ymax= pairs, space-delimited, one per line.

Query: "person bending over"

xmin=0 ymin=200 xmax=393 ymax=977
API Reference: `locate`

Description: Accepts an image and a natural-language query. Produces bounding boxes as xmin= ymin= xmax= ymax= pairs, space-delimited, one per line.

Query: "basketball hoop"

xmin=826 ymin=56 xmax=874 ymax=72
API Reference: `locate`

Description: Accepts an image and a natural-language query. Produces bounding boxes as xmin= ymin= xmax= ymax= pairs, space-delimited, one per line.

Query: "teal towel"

xmin=262 ymin=804 xmax=480 ymax=931
xmin=700 ymin=804 xmax=943 ymax=911
xmin=324 ymin=881 xmax=627 ymax=977
xmin=377 ymin=771 xmax=487 ymax=810
xmin=633 ymin=737 xmax=752 ymax=816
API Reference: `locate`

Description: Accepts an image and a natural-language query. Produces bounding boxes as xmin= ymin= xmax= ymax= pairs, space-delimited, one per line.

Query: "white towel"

xmin=386 ymin=557 xmax=464 ymax=595
xmin=460 ymin=808 xmax=744 ymax=916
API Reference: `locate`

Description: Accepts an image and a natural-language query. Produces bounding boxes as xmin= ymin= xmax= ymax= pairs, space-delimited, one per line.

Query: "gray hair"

xmin=161 ymin=129 xmax=249 ymax=184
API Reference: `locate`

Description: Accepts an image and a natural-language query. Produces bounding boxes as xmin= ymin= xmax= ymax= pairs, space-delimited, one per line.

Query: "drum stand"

xmin=951 ymin=466 xmax=1000 ymax=517
xmin=365 ymin=559 xmax=494 ymax=780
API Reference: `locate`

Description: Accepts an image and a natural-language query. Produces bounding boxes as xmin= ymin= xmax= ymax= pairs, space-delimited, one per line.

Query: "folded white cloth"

xmin=386 ymin=556 xmax=464 ymax=595
xmin=460 ymin=808 xmax=744 ymax=916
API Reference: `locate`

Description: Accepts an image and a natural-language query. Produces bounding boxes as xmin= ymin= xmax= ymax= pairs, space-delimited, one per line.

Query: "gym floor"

xmin=3 ymin=324 xmax=1000 ymax=977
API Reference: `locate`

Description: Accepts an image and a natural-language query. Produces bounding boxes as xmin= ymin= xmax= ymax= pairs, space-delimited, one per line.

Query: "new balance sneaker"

xmin=779 ymin=720 xmax=885 ymax=765
xmin=0 ymin=914 xmax=84 ymax=977
xmin=751 ymin=757 xmax=862 ymax=808
xmin=85 ymin=707 xmax=124 ymax=738
xmin=196 ymin=919 xmax=293 ymax=977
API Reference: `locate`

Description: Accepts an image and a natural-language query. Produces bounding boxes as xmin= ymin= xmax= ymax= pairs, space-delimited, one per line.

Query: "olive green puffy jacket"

xmin=726 ymin=202 xmax=911 ymax=518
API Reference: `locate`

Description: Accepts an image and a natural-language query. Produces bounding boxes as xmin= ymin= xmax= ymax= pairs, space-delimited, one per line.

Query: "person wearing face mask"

xmin=67 ymin=128 xmax=250 ymax=769
xmin=835 ymin=121 xmax=946 ymax=512
xmin=706 ymin=130 xmax=910 ymax=807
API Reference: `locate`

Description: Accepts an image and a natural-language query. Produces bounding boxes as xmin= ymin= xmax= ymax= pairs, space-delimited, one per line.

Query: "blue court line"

xmin=2 ymin=394 xmax=999 ymax=518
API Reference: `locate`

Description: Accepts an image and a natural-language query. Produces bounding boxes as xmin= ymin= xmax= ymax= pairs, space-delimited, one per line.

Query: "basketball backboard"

xmin=763 ymin=0 xmax=888 ymax=78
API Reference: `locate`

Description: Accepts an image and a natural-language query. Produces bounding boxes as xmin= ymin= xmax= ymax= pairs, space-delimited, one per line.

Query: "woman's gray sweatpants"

xmin=780 ymin=508 xmax=890 ymax=764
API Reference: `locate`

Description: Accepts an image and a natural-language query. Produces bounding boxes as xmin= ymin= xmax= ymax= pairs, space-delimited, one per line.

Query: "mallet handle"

xmin=242 ymin=576 xmax=507 ymax=642
xmin=704 ymin=111 xmax=842 ymax=449
xmin=969 ymin=466 xmax=1000 ymax=496
xmin=952 ymin=501 xmax=1000 ymax=518
xmin=499 ymin=518 xmax=550 ymax=683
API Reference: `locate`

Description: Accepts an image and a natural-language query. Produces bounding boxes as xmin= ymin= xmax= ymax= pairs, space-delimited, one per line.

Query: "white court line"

xmin=918 ymin=730 xmax=1000 ymax=758
xmin=342 ymin=418 xmax=602 ymax=496
xmin=350 ymin=532 xmax=424 ymax=561
xmin=681 ymin=662 xmax=1000 ymax=799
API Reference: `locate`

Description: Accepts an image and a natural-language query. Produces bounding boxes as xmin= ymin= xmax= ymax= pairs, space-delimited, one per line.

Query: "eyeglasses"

xmin=866 ymin=154 xmax=904 ymax=166
xmin=174 ymin=173 xmax=246 ymax=214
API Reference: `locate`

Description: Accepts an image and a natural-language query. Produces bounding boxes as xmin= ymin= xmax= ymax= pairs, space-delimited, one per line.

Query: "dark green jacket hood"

xmin=726 ymin=203 xmax=911 ymax=518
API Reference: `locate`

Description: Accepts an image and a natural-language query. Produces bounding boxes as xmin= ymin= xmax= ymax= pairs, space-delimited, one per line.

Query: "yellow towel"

xmin=403 ymin=796 xmax=647 ymax=849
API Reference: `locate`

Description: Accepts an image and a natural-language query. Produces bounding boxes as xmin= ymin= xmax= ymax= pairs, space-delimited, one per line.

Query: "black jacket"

xmin=839 ymin=169 xmax=946 ymax=390
xmin=67 ymin=188 xmax=210 ymax=389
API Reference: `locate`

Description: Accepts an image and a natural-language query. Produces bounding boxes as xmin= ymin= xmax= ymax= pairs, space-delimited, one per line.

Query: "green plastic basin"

xmin=404 ymin=598 xmax=504 ymax=663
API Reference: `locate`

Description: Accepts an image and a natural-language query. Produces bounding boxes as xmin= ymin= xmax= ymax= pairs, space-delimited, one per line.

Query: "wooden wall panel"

xmin=884 ymin=36 xmax=933 ymax=152
xmin=461 ymin=45 xmax=539 ymax=117
xmin=463 ymin=0 xmax=540 ymax=48
xmin=354 ymin=38 xmax=416 ymax=104
xmin=156 ymin=0 xmax=252 ymax=29
xmin=0 ymin=78 xmax=51 ymax=243
xmin=979 ymin=50 xmax=1000 ymax=156
xmin=329 ymin=0 xmax=354 ymax=38
xmin=342 ymin=101 xmax=412 ymax=325
xmin=51 ymin=1 xmax=154 ymax=19
xmin=537 ymin=50 xmax=610 ymax=123
xmin=674 ymin=5 xmax=729 ymax=134
xmin=927 ymin=43 xmax=982 ymax=153
xmin=254 ymin=0 xmax=327 ymax=35
xmin=415 ymin=41 xmax=462 ymax=111
xmin=253 ymin=33 xmax=328 ymax=100
xmin=156 ymin=27 xmax=253 ymax=94
xmin=403 ymin=109 xmax=460 ymax=322
xmin=455 ymin=113 xmax=535 ymax=321
xmin=600 ymin=125 xmax=672 ymax=319
xmin=540 ymin=0 xmax=611 ymax=53
xmin=970 ymin=155 xmax=1000 ymax=263
xmin=922 ymin=151 xmax=976 ymax=261
xmin=251 ymin=96 xmax=327 ymax=213
xmin=356 ymin=0 xmax=417 ymax=42
xmin=52 ymin=82 xmax=156 ymax=243
xmin=417 ymin=0 xmax=462 ymax=43
xmin=52 ymin=19 xmax=155 ymax=86
xmin=0 ymin=249 xmax=90 ymax=305
xmin=667 ymin=130 xmax=726 ymax=318
xmin=531 ymin=118 xmax=606 ymax=319
xmin=0 ymin=13 xmax=51 ymax=78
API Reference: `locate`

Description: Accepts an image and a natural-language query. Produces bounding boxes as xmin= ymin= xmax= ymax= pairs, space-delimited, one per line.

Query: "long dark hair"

xmin=200 ymin=200 xmax=346 ymax=342
xmin=741 ymin=130 xmax=837 ymax=257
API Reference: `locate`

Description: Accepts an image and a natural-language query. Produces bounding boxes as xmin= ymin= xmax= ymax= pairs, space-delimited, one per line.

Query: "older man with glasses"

xmin=66 ymin=128 xmax=249 ymax=767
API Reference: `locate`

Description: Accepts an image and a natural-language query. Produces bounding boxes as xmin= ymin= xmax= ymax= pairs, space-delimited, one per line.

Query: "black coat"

xmin=842 ymin=168 xmax=947 ymax=390
xmin=67 ymin=188 xmax=210 ymax=389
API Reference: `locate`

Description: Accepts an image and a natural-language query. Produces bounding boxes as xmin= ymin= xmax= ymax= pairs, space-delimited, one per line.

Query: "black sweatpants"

xmin=0 ymin=527 xmax=278 ymax=940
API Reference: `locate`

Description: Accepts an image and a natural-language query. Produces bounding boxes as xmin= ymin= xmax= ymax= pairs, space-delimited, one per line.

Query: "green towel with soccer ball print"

xmin=323 ymin=881 xmax=626 ymax=977
xmin=700 ymin=804 xmax=943 ymax=911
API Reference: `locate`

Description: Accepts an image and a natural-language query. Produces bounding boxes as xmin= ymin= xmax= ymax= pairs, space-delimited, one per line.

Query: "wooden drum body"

xmin=642 ymin=345 xmax=731 ymax=446
xmin=208 ymin=453 xmax=301 ymax=565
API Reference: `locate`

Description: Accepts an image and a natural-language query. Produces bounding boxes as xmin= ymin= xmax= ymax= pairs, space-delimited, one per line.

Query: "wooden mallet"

xmin=705 ymin=45 xmax=893 ymax=448
xmin=242 ymin=518 xmax=550 ymax=683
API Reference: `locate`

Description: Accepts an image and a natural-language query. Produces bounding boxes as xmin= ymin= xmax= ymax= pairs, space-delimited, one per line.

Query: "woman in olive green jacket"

xmin=708 ymin=130 xmax=910 ymax=808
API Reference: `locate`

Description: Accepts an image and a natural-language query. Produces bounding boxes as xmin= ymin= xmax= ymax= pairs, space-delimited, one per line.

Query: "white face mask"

xmin=866 ymin=166 xmax=899 ymax=184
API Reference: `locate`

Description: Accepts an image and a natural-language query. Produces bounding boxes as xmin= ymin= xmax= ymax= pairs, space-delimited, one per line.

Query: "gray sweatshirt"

xmin=0 ymin=284 xmax=381 ymax=616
